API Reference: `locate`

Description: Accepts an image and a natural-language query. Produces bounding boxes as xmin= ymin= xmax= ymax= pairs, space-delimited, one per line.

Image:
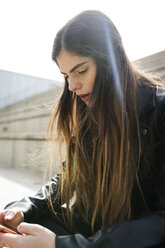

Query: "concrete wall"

xmin=134 ymin=50 xmax=165 ymax=79
xmin=0 ymin=87 xmax=66 ymax=176
xmin=0 ymin=69 xmax=60 ymax=109
xmin=0 ymin=50 xmax=164 ymax=175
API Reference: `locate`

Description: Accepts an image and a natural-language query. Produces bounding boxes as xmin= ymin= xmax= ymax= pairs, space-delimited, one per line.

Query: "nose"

xmin=68 ymin=78 xmax=82 ymax=92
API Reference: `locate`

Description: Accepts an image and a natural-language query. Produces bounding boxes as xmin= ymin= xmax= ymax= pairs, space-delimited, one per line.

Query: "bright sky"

xmin=0 ymin=0 xmax=164 ymax=82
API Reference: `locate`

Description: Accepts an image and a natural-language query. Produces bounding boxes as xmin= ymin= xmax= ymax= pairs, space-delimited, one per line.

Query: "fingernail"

xmin=5 ymin=213 xmax=14 ymax=219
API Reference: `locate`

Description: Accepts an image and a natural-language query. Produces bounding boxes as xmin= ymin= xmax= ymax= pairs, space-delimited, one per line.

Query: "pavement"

xmin=0 ymin=166 xmax=44 ymax=210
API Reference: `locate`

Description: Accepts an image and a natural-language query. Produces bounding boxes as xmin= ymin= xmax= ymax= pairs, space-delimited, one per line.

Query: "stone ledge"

xmin=0 ymin=111 xmax=50 ymax=124
xmin=0 ymin=132 xmax=48 ymax=141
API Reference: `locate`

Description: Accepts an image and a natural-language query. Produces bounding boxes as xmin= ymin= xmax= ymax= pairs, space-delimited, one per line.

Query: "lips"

xmin=78 ymin=94 xmax=91 ymax=103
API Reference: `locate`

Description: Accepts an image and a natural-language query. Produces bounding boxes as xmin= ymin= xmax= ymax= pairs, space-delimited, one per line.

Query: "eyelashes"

xmin=64 ymin=68 xmax=88 ymax=81
xmin=78 ymin=68 xmax=88 ymax=74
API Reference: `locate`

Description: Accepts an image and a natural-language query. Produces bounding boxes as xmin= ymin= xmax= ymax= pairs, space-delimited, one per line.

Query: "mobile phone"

xmin=0 ymin=222 xmax=20 ymax=234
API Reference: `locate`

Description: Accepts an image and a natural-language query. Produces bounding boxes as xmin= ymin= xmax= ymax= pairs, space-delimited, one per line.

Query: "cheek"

xmin=89 ymin=71 xmax=96 ymax=90
xmin=85 ymin=75 xmax=95 ymax=90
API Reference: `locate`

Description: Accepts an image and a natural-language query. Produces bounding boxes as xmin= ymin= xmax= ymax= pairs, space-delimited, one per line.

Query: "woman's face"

xmin=56 ymin=49 xmax=97 ymax=105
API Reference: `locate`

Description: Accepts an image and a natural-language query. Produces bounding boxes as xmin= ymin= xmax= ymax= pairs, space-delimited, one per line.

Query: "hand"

xmin=0 ymin=209 xmax=24 ymax=229
xmin=0 ymin=222 xmax=55 ymax=248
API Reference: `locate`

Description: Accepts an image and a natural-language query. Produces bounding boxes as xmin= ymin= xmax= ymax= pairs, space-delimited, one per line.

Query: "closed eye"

xmin=63 ymin=68 xmax=88 ymax=80
xmin=78 ymin=68 xmax=88 ymax=74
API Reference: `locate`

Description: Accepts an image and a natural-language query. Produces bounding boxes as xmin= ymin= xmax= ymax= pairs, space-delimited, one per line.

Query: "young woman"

xmin=0 ymin=10 xmax=165 ymax=248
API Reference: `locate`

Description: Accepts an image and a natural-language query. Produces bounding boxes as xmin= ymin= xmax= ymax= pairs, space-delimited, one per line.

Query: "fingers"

xmin=18 ymin=222 xmax=44 ymax=235
xmin=4 ymin=211 xmax=15 ymax=221
xmin=0 ymin=209 xmax=18 ymax=222
xmin=0 ymin=232 xmax=23 ymax=248
xmin=0 ymin=209 xmax=24 ymax=230
xmin=4 ymin=210 xmax=24 ymax=222
xmin=0 ymin=224 xmax=56 ymax=248
xmin=0 ymin=211 xmax=6 ymax=223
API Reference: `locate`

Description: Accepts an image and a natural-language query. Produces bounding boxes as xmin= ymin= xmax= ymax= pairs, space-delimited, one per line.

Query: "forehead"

xmin=56 ymin=49 xmax=93 ymax=73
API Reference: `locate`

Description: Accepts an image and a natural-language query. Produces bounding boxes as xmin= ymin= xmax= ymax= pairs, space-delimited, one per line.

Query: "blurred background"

xmin=0 ymin=0 xmax=165 ymax=208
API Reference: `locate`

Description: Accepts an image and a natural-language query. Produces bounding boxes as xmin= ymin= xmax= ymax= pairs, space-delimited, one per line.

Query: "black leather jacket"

xmin=6 ymin=85 xmax=165 ymax=247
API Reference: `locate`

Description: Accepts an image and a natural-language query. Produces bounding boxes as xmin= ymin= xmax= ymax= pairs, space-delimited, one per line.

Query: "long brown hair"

xmin=48 ymin=10 xmax=158 ymax=233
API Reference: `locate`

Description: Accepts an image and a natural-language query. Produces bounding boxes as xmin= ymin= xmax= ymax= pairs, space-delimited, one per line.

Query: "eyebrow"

xmin=61 ymin=62 xmax=88 ymax=74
